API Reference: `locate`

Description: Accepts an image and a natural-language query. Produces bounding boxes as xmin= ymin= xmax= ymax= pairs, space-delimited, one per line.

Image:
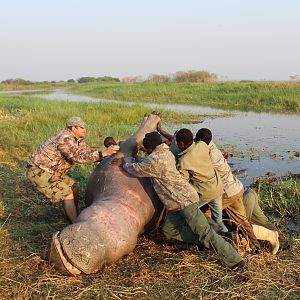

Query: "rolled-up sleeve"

xmin=58 ymin=137 xmax=99 ymax=163
xmin=123 ymin=157 xmax=155 ymax=178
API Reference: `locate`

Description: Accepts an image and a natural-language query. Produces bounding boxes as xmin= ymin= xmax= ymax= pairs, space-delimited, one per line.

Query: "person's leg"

xmin=63 ymin=193 xmax=77 ymax=224
xmin=26 ymin=166 xmax=78 ymax=223
xmin=180 ymin=202 xmax=243 ymax=268
xmin=71 ymin=183 xmax=80 ymax=209
xmin=223 ymin=189 xmax=261 ymax=251
xmin=162 ymin=211 xmax=200 ymax=245
xmin=208 ymin=195 xmax=228 ymax=233
xmin=243 ymin=189 xmax=277 ymax=231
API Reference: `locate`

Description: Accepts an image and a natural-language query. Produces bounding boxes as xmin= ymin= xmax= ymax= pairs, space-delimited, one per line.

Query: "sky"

xmin=0 ymin=0 xmax=299 ymax=81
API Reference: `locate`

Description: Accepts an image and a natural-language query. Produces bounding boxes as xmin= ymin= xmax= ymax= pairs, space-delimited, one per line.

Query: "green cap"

xmin=66 ymin=116 xmax=88 ymax=128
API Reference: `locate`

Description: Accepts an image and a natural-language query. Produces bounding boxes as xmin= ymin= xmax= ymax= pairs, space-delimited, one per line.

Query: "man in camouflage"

xmin=120 ymin=131 xmax=245 ymax=269
xmin=26 ymin=116 xmax=119 ymax=223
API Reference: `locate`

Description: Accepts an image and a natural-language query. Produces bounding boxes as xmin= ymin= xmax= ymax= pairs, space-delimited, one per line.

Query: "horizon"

xmin=1 ymin=0 xmax=299 ymax=82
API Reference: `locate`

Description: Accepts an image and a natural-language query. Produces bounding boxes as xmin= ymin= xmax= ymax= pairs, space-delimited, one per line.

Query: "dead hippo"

xmin=49 ymin=113 xmax=164 ymax=275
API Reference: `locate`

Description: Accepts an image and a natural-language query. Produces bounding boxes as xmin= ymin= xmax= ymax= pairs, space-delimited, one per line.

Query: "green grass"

xmin=0 ymin=94 xmax=299 ymax=299
xmin=2 ymin=80 xmax=300 ymax=114
xmin=0 ymin=93 xmax=203 ymax=188
xmin=256 ymin=180 xmax=300 ymax=222
xmin=0 ymin=81 xmax=66 ymax=91
xmin=65 ymin=81 xmax=300 ymax=114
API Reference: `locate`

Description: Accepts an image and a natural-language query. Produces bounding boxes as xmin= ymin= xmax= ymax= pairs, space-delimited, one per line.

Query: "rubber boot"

xmin=252 ymin=224 xmax=280 ymax=254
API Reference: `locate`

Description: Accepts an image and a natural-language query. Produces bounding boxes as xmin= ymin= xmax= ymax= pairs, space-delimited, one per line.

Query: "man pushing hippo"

xmin=26 ymin=116 xmax=120 ymax=223
xmin=49 ymin=113 xmax=244 ymax=275
xmin=119 ymin=131 xmax=245 ymax=270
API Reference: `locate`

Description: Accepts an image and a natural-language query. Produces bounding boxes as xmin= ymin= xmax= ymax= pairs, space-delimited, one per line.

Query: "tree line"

xmin=0 ymin=70 xmax=220 ymax=85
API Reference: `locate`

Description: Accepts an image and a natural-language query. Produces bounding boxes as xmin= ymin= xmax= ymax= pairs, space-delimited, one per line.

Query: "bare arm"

xmin=157 ymin=121 xmax=173 ymax=142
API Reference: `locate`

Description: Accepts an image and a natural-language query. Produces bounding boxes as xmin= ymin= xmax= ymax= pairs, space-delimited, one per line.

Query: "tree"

xmin=78 ymin=77 xmax=96 ymax=83
xmin=96 ymin=76 xmax=120 ymax=82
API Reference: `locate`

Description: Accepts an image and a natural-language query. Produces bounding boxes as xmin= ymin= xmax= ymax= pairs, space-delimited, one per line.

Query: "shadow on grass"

xmin=0 ymin=161 xmax=68 ymax=259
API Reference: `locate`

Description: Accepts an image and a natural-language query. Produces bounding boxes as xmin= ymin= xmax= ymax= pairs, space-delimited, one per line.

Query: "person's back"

xmin=178 ymin=140 xmax=223 ymax=202
xmin=176 ymin=128 xmax=226 ymax=232
xmin=208 ymin=142 xmax=243 ymax=197
xmin=124 ymin=142 xmax=199 ymax=211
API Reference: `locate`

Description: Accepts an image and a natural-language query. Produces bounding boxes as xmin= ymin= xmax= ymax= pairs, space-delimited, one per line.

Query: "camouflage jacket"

xmin=123 ymin=143 xmax=199 ymax=211
xmin=208 ymin=142 xmax=243 ymax=197
xmin=28 ymin=128 xmax=100 ymax=174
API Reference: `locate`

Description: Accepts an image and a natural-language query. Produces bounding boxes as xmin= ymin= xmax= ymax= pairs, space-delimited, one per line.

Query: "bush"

xmin=174 ymin=70 xmax=217 ymax=83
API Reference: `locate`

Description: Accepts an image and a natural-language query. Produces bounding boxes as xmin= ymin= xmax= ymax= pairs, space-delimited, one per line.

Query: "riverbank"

xmin=0 ymin=93 xmax=299 ymax=299
xmin=25 ymin=90 xmax=300 ymax=187
xmin=1 ymin=80 xmax=300 ymax=114
xmin=65 ymin=81 xmax=300 ymax=114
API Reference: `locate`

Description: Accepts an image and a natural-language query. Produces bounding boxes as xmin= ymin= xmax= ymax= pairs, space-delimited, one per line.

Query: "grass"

xmin=2 ymin=80 xmax=300 ymax=114
xmin=255 ymin=179 xmax=300 ymax=222
xmin=65 ymin=81 xmax=300 ymax=114
xmin=0 ymin=94 xmax=299 ymax=299
xmin=0 ymin=82 xmax=65 ymax=91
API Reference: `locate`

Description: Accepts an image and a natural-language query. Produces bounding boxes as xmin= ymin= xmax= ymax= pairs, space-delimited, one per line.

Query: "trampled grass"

xmin=0 ymin=94 xmax=299 ymax=299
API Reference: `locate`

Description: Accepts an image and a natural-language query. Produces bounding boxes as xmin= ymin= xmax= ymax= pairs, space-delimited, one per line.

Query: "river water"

xmin=30 ymin=90 xmax=300 ymax=188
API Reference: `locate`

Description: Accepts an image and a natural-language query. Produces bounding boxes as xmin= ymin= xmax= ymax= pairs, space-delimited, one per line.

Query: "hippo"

xmin=49 ymin=112 xmax=165 ymax=275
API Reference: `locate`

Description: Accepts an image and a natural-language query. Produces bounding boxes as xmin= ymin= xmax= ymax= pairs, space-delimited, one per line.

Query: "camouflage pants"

xmin=162 ymin=202 xmax=242 ymax=267
xmin=26 ymin=166 xmax=75 ymax=203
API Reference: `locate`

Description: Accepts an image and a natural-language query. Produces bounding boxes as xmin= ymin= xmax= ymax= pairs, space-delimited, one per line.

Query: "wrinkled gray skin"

xmin=49 ymin=113 xmax=164 ymax=274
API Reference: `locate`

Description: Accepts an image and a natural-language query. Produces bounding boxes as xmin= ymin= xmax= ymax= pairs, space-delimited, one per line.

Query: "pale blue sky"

xmin=0 ymin=0 xmax=299 ymax=81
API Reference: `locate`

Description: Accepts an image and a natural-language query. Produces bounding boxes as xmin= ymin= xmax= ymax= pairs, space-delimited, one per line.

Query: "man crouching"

xmin=26 ymin=116 xmax=119 ymax=223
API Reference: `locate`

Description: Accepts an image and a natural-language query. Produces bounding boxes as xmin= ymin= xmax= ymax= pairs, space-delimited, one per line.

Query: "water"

xmin=23 ymin=90 xmax=300 ymax=186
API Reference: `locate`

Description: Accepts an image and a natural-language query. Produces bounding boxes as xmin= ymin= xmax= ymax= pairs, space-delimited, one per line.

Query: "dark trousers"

xmin=162 ymin=202 xmax=242 ymax=267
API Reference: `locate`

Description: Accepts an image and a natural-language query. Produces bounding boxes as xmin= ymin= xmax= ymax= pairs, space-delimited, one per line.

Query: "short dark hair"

xmin=195 ymin=128 xmax=212 ymax=145
xmin=104 ymin=136 xmax=117 ymax=148
xmin=176 ymin=128 xmax=194 ymax=147
xmin=143 ymin=132 xmax=163 ymax=150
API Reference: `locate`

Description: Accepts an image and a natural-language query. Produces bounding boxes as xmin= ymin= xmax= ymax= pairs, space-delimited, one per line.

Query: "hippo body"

xmin=49 ymin=114 xmax=164 ymax=274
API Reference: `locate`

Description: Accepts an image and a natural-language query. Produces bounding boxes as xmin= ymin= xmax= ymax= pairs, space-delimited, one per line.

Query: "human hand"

xmin=103 ymin=144 xmax=120 ymax=157
xmin=223 ymin=151 xmax=229 ymax=159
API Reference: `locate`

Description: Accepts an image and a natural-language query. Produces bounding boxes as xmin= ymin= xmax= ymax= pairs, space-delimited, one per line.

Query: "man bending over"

xmin=26 ymin=116 xmax=120 ymax=223
xmin=121 ymin=131 xmax=245 ymax=269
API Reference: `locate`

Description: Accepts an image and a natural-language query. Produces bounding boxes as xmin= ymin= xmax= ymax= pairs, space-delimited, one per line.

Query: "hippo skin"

xmin=49 ymin=113 xmax=164 ymax=275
